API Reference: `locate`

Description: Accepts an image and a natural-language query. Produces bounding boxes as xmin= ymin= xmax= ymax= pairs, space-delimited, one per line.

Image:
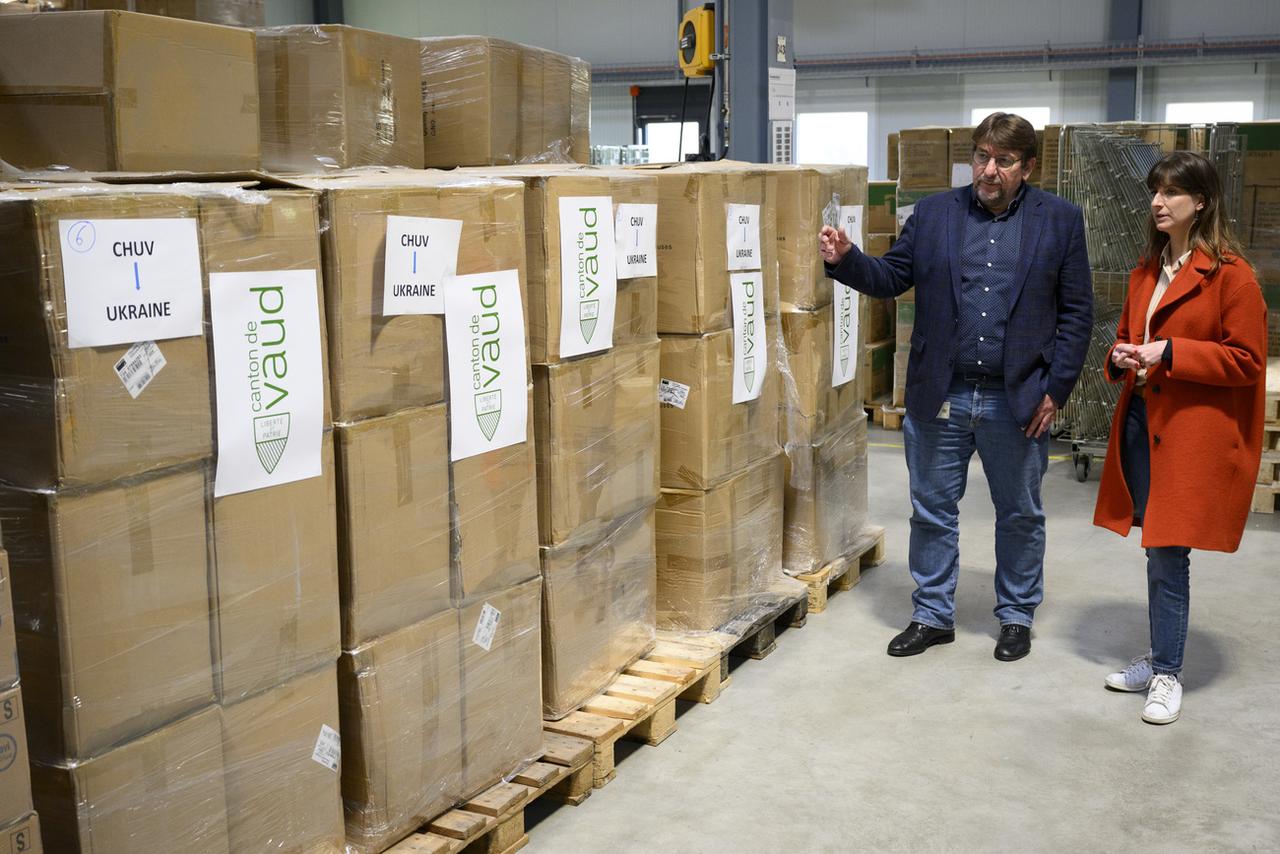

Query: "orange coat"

xmin=1093 ymin=250 xmax=1268 ymax=552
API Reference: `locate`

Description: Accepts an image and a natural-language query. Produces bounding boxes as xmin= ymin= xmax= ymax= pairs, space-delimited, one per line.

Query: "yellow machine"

xmin=678 ymin=4 xmax=716 ymax=77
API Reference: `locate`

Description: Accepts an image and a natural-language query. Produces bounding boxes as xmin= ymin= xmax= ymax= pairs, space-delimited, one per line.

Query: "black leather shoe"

xmin=887 ymin=622 xmax=955 ymax=657
xmin=994 ymin=624 xmax=1031 ymax=661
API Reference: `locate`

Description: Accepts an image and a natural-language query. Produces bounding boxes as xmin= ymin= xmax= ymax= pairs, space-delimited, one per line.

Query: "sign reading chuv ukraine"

xmin=558 ymin=196 xmax=617 ymax=358
xmin=444 ymin=269 xmax=528 ymax=461
xmin=58 ymin=218 xmax=204 ymax=348
xmin=210 ymin=270 xmax=325 ymax=497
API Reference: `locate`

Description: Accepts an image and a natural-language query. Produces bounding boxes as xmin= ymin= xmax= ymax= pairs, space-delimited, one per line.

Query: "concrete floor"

xmin=525 ymin=425 xmax=1280 ymax=853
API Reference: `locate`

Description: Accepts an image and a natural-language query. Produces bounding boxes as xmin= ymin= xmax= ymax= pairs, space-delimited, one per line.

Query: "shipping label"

xmin=382 ymin=215 xmax=463 ymax=315
xmin=113 ymin=341 xmax=166 ymax=399
xmin=658 ymin=378 xmax=690 ymax=409
xmin=726 ymin=203 xmax=762 ymax=271
xmin=473 ymin=603 xmax=502 ymax=651
xmin=614 ymin=203 xmax=657 ymax=278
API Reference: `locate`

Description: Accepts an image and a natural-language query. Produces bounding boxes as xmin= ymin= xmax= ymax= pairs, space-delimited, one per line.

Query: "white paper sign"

xmin=382 ymin=215 xmax=463 ymax=315
xmin=840 ymin=205 xmax=865 ymax=252
xmin=445 ymin=269 xmax=528 ymax=461
xmin=726 ymin=203 xmax=762 ymax=271
xmin=210 ymin=270 xmax=325 ymax=498
xmin=311 ymin=724 xmax=341 ymax=772
xmin=614 ymin=203 xmax=657 ymax=278
xmin=113 ymin=341 xmax=166 ymax=399
xmin=951 ymin=163 xmax=972 ymax=188
xmin=658 ymin=378 xmax=690 ymax=409
xmin=832 ymin=283 xmax=859 ymax=388
xmin=58 ymin=218 xmax=203 ymax=348
xmin=558 ymin=196 xmax=617 ymax=358
xmin=730 ymin=272 xmax=767 ymax=404
xmin=897 ymin=204 xmax=916 ymax=229
xmin=473 ymin=603 xmax=501 ymax=651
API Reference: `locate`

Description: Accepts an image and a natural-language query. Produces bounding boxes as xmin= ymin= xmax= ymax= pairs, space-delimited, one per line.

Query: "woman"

xmin=1093 ymin=150 xmax=1268 ymax=725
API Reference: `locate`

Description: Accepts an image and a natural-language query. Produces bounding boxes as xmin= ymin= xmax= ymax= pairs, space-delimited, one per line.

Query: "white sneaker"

xmin=1105 ymin=653 xmax=1153 ymax=692
xmin=1142 ymin=674 xmax=1182 ymax=725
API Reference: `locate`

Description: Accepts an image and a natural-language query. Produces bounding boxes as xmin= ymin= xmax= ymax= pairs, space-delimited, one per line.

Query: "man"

xmin=819 ymin=113 xmax=1092 ymax=661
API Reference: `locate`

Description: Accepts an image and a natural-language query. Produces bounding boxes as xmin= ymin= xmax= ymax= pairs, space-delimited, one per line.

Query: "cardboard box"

xmin=533 ymin=341 xmax=659 ymax=547
xmin=0 ymin=466 xmax=215 ymax=762
xmin=198 ymin=188 xmax=332 ymax=426
xmin=569 ymin=57 xmax=591 ymax=163
xmin=650 ymin=162 xmax=773 ymax=334
xmin=459 ymin=578 xmax=542 ymax=796
xmin=0 ymin=812 xmax=39 ymax=854
xmin=865 ymin=232 xmax=895 ymax=258
xmin=1040 ymin=124 xmax=1062 ymax=191
xmin=763 ymin=164 xmax=868 ymax=311
xmin=31 ymin=707 xmax=229 ymax=854
xmin=0 ymin=10 xmax=259 ymax=172
xmin=517 ymin=44 xmax=545 ymax=161
xmin=1241 ymin=122 xmax=1280 ymax=187
xmin=892 ymin=350 xmax=908 ymax=407
xmin=219 ymin=666 xmax=343 ymax=854
xmin=897 ymin=127 xmax=951 ymax=190
xmin=420 ymin=36 xmax=519 ymax=168
xmin=211 ymin=439 xmax=340 ymax=703
xmin=339 ymin=610 xmax=462 ymax=854
xmin=867 ymin=181 xmax=897 ymax=234
xmin=896 ymin=296 xmax=916 ymax=351
xmin=659 ymin=328 xmax=780 ymax=490
xmin=541 ymin=506 xmax=655 ymax=719
xmin=862 ymin=293 xmax=895 ymax=345
xmin=335 ymin=404 xmax=450 ymax=648
xmin=780 ymin=308 xmax=863 ymax=449
xmin=293 ymin=173 xmax=525 ymax=422
xmin=783 ymin=411 xmax=869 ymax=575
xmin=451 ymin=403 xmax=540 ymax=604
xmin=0 ymin=189 xmax=213 ymax=489
xmin=256 ymin=25 xmax=424 ymax=172
xmin=656 ymin=453 xmax=783 ymax=632
xmin=887 ymin=132 xmax=899 ymax=181
xmin=1246 ymin=185 xmax=1280 ymax=250
xmin=0 ymin=552 xmax=16 ymax=692
xmin=0 ymin=686 xmax=31 ymax=826
xmin=862 ymin=338 xmax=894 ymax=402
xmin=64 ymin=0 xmax=265 ymax=27
xmin=464 ymin=165 xmax=658 ymax=363
xmin=541 ymin=49 xmax=573 ymax=158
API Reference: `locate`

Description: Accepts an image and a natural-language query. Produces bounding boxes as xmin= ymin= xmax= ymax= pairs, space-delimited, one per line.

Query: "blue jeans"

xmin=1121 ymin=395 xmax=1191 ymax=676
xmin=902 ymin=376 xmax=1050 ymax=630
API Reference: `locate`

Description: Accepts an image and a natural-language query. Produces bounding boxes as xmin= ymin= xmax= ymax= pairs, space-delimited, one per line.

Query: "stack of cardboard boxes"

xmin=420 ymin=36 xmax=591 ymax=168
xmin=649 ymin=162 xmax=787 ymax=632
xmin=47 ymin=0 xmax=265 ymax=26
xmin=0 ymin=184 xmax=345 ymax=853
xmin=1239 ymin=122 xmax=1280 ymax=357
xmin=469 ymin=165 xmax=660 ymax=720
xmin=769 ymin=164 xmax=872 ymax=577
xmin=0 ymin=532 xmax=38 ymax=853
xmin=862 ymin=179 xmax=898 ymax=405
xmin=284 ymin=172 xmax=542 ymax=852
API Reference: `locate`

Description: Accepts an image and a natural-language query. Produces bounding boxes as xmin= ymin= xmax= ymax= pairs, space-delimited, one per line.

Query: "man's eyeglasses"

xmin=972 ymin=149 xmax=1023 ymax=171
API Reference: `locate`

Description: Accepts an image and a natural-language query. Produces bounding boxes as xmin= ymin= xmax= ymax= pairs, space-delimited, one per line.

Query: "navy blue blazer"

xmin=827 ymin=184 xmax=1093 ymax=429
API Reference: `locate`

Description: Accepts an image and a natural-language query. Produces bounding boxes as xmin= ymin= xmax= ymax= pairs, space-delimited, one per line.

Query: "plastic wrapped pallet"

xmin=459 ymin=164 xmax=659 ymax=363
xmin=783 ymin=412 xmax=869 ymax=576
xmin=0 ymin=10 xmax=259 ymax=172
xmin=541 ymin=506 xmax=655 ymax=719
xmin=256 ymin=25 xmax=425 ymax=172
xmin=419 ymin=36 xmax=520 ymax=167
xmin=897 ymin=127 xmax=952 ymax=191
xmin=0 ymin=813 xmax=40 ymax=854
xmin=569 ymin=57 xmax=591 ymax=163
xmin=646 ymin=160 xmax=776 ymax=334
xmin=0 ymin=549 xmax=19 ymax=692
xmin=656 ymin=454 xmax=786 ymax=632
xmin=779 ymin=307 xmax=863 ymax=451
xmin=761 ymin=163 xmax=867 ymax=311
xmin=61 ymin=0 xmax=265 ymax=26
xmin=218 ymin=665 xmax=344 ymax=852
xmin=338 ymin=608 xmax=462 ymax=854
xmin=29 ymin=707 xmax=230 ymax=854
xmin=0 ymin=683 xmax=32 ymax=828
xmin=282 ymin=172 xmax=526 ymax=422
xmin=539 ymin=48 xmax=573 ymax=162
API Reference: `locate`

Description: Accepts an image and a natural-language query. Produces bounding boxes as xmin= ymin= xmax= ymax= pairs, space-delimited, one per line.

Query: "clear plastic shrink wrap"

xmin=0 ymin=10 xmax=260 ymax=172
xmin=59 ymin=0 xmax=266 ymax=27
xmin=255 ymin=25 xmax=425 ymax=173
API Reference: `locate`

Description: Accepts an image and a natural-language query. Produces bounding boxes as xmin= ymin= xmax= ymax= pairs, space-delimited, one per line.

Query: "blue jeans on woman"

xmin=902 ymin=376 xmax=1050 ymax=630
xmin=1121 ymin=395 xmax=1191 ymax=676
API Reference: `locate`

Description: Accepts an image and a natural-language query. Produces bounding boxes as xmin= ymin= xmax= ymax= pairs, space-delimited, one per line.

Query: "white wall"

xmin=264 ymin=0 xmax=314 ymax=26
xmin=1144 ymin=0 xmax=1280 ymax=41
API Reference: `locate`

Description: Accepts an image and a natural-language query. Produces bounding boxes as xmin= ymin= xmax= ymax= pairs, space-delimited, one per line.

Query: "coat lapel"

xmin=1151 ymin=248 xmax=1210 ymax=325
xmin=946 ymin=189 xmax=965 ymax=311
xmin=1008 ymin=188 xmax=1046 ymax=311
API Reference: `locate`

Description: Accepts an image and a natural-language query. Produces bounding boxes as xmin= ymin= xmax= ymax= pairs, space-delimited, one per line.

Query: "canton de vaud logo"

xmin=741 ymin=276 xmax=757 ymax=392
xmin=575 ymin=204 xmax=602 ymax=342
xmin=471 ymin=279 xmax=504 ymax=442
xmin=838 ymin=285 xmax=853 ymax=375
xmin=245 ymin=284 xmax=291 ymax=473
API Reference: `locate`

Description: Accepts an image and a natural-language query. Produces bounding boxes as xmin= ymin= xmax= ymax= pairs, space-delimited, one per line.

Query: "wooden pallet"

xmin=878 ymin=405 xmax=906 ymax=431
xmin=718 ymin=587 xmax=809 ymax=661
xmin=864 ymin=394 xmax=891 ymax=421
xmin=1251 ymin=482 xmax=1280 ymax=514
xmin=543 ymin=650 xmax=711 ymax=789
xmin=794 ymin=525 xmax=888 ymax=614
xmin=386 ymin=733 xmax=595 ymax=854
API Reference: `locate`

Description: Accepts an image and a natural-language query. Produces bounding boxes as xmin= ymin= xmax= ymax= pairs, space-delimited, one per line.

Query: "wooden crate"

xmin=794 ymin=525 xmax=888 ymax=614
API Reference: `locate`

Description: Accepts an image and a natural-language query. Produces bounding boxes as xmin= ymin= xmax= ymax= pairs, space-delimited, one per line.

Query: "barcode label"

xmin=311 ymin=724 xmax=341 ymax=772
xmin=113 ymin=341 xmax=166 ymax=398
xmin=473 ymin=603 xmax=501 ymax=651
xmin=658 ymin=378 xmax=690 ymax=409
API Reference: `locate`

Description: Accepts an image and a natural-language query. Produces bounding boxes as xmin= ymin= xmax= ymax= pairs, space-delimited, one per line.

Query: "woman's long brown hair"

xmin=1141 ymin=150 xmax=1248 ymax=276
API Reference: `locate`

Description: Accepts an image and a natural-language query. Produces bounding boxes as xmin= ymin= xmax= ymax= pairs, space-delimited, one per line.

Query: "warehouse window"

xmin=643 ymin=122 xmax=700 ymax=163
xmin=795 ymin=112 xmax=868 ymax=165
xmin=1165 ymin=101 xmax=1254 ymax=123
xmin=970 ymin=107 xmax=1052 ymax=129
